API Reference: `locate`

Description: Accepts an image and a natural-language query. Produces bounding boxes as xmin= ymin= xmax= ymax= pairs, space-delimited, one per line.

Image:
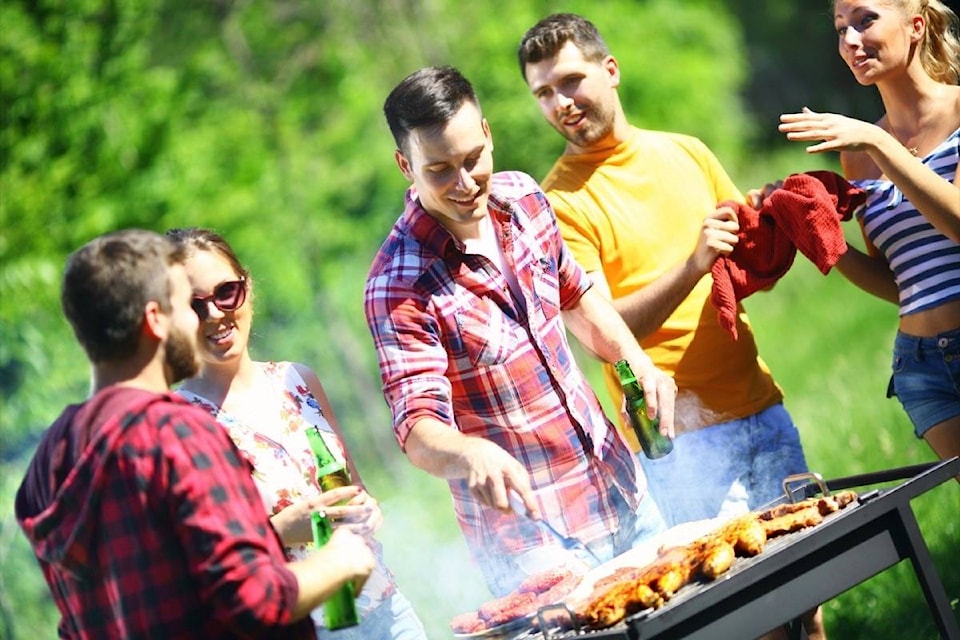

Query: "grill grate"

xmin=498 ymin=458 xmax=959 ymax=640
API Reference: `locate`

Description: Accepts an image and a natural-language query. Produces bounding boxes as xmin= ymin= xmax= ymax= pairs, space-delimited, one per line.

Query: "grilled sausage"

xmin=759 ymin=505 xmax=824 ymax=537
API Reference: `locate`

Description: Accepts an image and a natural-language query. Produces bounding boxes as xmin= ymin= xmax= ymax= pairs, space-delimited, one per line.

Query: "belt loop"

xmin=914 ymin=335 xmax=925 ymax=361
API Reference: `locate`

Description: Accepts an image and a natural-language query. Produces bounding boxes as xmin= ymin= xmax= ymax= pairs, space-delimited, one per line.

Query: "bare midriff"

xmin=899 ymin=298 xmax=960 ymax=336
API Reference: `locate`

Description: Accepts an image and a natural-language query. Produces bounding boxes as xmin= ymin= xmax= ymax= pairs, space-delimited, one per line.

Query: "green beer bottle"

xmin=310 ymin=511 xmax=360 ymax=630
xmin=614 ymin=359 xmax=674 ymax=459
xmin=305 ymin=426 xmax=352 ymax=499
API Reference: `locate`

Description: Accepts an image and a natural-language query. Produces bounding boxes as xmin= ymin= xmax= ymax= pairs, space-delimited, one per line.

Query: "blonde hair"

xmin=851 ymin=0 xmax=960 ymax=83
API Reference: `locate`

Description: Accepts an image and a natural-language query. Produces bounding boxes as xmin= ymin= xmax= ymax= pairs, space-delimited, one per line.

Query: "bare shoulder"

xmin=292 ymin=362 xmax=324 ymax=389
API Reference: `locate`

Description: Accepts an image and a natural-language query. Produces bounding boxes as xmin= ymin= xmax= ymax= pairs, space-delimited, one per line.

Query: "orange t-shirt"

xmin=542 ymin=128 xmax=782 ymax=448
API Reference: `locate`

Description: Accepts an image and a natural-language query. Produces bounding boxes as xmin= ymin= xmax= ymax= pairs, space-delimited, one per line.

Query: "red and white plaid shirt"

xmin=364 ymin=171 xmax=646 ymax=564
xmin=15 ymin=386 xmax=313 ymax=639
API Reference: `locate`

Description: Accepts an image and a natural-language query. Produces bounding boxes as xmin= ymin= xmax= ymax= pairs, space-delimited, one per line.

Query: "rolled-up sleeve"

xmin=364 ymin=273 xmax=455 ymax=448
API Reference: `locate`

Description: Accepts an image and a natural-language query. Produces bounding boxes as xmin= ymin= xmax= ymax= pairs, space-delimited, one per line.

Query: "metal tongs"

xmin=509 ymin=491 xmax=602 ymax=565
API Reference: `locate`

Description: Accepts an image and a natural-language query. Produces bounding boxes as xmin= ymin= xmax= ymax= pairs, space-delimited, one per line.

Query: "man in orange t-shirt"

xmin=518 ymin=14 xmax=812 ymax=529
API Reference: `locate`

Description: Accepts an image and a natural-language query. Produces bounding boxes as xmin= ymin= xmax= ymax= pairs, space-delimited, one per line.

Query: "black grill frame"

xmin=520 ymin=457 xmax=959 ymax=640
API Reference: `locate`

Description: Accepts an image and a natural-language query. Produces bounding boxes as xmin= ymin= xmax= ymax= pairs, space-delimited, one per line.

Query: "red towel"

xmin=710 ymin=171 xmax=867 ymax=340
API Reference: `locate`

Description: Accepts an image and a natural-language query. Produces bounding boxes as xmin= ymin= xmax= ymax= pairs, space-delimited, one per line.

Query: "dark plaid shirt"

xmin=15 ymin=386 xmax=314 ymax=639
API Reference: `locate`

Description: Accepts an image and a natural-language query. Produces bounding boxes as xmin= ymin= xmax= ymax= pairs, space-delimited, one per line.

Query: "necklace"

xmin=888 ymin=121 xmax=923 ymax=156
xmin=887 ymin=86 xmax=945 ymax=157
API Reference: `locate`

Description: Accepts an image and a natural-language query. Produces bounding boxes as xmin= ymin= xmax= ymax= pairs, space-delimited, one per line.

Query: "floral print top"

xmin=178 ymin=361 xmax=396 ymax=625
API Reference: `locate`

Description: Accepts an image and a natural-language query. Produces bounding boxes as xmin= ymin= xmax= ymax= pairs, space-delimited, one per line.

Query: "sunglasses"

xmin=191 ymin=279 xmax=247 ymax=321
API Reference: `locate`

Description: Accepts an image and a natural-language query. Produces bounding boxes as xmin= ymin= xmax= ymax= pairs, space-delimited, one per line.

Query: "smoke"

xmin=370 ymin=392 xmax=805 ymax=636
xmin=642 ymin=391 xmax=796 ymax=527
xmin=674 ymin=390 xmax=724 ymax=431
xmin=373 ymin=478 xmax=492 ymax=637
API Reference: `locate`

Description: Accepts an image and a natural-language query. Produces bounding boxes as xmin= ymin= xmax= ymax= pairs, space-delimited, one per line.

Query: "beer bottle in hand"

xmin=311 ymin=511 xmax=360 ymax=629
xmin=614 ymin=359 xmax=673 ymax=459
xmin=305 ymin=426 xmax=352 ymax=500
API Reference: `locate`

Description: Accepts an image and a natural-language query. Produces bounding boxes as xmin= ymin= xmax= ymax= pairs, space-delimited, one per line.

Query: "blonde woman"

xmin=780 ymin=0 xmax=960 ymax=470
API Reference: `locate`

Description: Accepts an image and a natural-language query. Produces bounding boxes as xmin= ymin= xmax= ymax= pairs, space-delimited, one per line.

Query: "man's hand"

xmin=633 ymin=361 xmax=678 ymax=439
xmin=289 ymin=525 xmax=375 ymax=620
xmin=324 ymin=527 xmax=376 ymax=595
xmin=689 ymin=206 xmax=740 ymax=275
xmin=462 ymin=437 xmax=539 ymax=518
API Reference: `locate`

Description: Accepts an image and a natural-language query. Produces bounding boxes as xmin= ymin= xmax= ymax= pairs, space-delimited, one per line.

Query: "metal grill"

xmin=507 ymin=457 xmax=959 ymax=640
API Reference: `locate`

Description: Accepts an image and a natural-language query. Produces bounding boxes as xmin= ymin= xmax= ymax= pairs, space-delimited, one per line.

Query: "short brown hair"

xmin=62 ymin=229 xmax=184 ymax=363
xmin=518 ymin=13 xmax=611 ymax=81
xmin=383 ymin=66 xmax=480 ymax=156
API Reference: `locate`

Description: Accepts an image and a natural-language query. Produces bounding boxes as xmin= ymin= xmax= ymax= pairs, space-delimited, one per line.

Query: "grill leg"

xmin=894 ymin=504 xmax=960 ymax=640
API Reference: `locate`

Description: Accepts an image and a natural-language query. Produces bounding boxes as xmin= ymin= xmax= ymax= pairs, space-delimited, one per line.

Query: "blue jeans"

xmin=478 ymin=488 xmax=666 ymax=596
xmin=314 ymin=591 xmax=426 ymax=640
xmin=638 ymin=403 xmax=809 ymax=527
xmin=890 ymin=328 xmax=960 ymax=437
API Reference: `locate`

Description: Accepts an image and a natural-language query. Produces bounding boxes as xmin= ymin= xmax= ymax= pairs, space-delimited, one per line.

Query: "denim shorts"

xmin=638 ymin=403 xmax=809 ymax=527
xmin=314 ymin=591 xmax=427 ymax=640
xmin=477 ymin=488 xmax=666 ymax=597
xmin=890 ymin=328 xmax=960 ymax=438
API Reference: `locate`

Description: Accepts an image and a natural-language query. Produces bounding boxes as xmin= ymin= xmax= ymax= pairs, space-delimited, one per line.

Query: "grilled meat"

xmin=574 ymin=490 xmax=858 ymax=630
xmin=450 ymin=611 xmax=484 ymax=634
xmin=477 ymin=591 xmax=538 ymax=626
xmin=759 ymin=504 xmax=824 ymax=537
xmin=717 ymin=514 xmax=767 ymax=556
xmin=593 ymin=565 xmax=646 ymax=591
xmin=578 ymin=581 xmax=632 ymax=628
xmin=701 ymin=541 xmax=736 ymax=580
xmin=757 ymin=490 xmax=857 ymax=521
xmin=517 ymin=566 xmax=572 ymax=594
xmin=650 ymin=546 xmax=699 ymax=596
xmin=578 ymin=578 xmax=662 ymax=628
xmin=819 ymin=490 xmax=858 ymax=513
xmin=535 ymin=569 xmax=582 ymax=605
xmin=450 ymin=565 xmax=584 ymax=634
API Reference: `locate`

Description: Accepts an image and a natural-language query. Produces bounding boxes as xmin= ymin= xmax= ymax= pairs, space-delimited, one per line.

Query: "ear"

xmin=482 ymin=118 xmax=494 ymax=152
xmin=910 ymin=14 xmax=925 ymax=43
xmin=603 ymin=55 xmax=621 ymax=89
xmin=142 ymin=300 xmax=168 ymax=342
xmin=394 ymin=149 xmax=414 ymax=182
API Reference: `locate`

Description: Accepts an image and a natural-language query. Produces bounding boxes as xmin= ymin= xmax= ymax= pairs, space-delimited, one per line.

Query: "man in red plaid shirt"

xmin=15 ymin=229 xmax=374 ymax=639
xmin=366 ymin=67 xmax=678 ymax=596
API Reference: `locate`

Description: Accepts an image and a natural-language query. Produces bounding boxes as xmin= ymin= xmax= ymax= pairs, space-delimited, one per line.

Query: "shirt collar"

xmin=402 ymin=186 xmax=515 ymax=260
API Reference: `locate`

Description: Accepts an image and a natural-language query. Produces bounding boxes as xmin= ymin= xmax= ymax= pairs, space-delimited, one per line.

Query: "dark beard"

xmin=561 ymin=104 xmax=614 ymax=148
xmin=164 ymin=324 xmax=199 ymax=385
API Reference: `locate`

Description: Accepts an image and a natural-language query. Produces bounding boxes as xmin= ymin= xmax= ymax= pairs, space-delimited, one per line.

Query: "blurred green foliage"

xmin=2 ymin=1 xmax=956 ymax=638
xmin=1 ymin=0 xmax=753 ymax=484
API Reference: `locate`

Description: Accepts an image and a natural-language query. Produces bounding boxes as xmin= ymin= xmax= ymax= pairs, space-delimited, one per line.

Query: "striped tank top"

xmin=853 ymin=127 xmax=960 ymax=316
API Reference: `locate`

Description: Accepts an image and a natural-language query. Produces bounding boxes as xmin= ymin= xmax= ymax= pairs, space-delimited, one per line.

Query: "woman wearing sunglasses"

xmin=166 ymin=227 xmax=427 ymax=640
